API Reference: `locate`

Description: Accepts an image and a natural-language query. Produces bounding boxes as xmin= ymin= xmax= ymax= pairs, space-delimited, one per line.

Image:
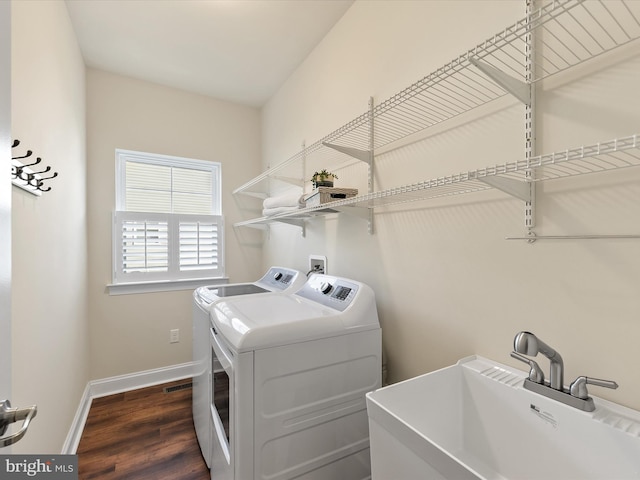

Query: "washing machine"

xmin=192 ymin=266 xmax=305 ymax=468
xmin=209 ymin=273 xmax=382 ymax=480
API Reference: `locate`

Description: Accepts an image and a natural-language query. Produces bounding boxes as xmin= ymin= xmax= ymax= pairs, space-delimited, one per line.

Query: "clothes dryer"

xmin=192 ymin=267 xmax=305 ymax=467
xmin=209 ymin=274 xmax=381 ymax=480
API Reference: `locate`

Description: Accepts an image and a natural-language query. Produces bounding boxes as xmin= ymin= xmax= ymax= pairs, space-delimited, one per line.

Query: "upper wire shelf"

xmin=234 ymin=134 xmax=640 ymax=228
xmin=234 ymin=0 xmax=640 ymax=199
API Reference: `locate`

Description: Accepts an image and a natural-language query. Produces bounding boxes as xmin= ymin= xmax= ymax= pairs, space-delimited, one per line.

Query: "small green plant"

xmin=311 ymin=169 xmax=338 ymax=188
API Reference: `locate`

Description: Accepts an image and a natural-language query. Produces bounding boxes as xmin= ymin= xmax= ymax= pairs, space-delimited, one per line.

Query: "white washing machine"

xmin=209 ymin=274 xmax=382 ymax=480
xmin=192 ymin=267 xmax=305 ymax=468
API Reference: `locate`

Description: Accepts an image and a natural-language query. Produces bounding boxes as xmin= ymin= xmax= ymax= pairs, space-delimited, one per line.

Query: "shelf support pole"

xmin=367 ymin=96 xmax=374 ymax=234
xmin=524 ymin=0 xmax=536 ymax=232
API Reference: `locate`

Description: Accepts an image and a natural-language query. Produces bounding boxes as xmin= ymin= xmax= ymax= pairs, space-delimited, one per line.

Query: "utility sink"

xmin=366 ymin=356 xmax=640 ymax=480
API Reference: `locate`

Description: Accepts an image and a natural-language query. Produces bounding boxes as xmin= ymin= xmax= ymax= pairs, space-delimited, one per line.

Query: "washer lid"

xmin=194 ymin=266 xmax=305 ymax=305
xmin=203 ymin=284 xmax=269 ymax=299
xmin=211 ymin=293 xmax=375 ymax=352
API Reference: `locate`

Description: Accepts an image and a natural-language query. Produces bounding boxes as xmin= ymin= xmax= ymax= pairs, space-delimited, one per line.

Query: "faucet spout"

xmin=514 ymin=331 xmax=564 ymax=390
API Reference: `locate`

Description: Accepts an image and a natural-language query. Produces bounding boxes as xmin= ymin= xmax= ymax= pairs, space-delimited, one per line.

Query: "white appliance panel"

xmin=253 ymin=330 xmax=381 ymax=480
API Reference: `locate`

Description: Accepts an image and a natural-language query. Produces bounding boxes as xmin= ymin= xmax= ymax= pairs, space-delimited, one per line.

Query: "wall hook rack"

xmin=10 ymin=139 xmax=58 ymax=196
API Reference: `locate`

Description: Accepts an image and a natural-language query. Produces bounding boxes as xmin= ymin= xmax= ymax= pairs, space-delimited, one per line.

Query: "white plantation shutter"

xmin=179 ymin=218 xmax=221 ymax=271
xmin=122 ymin=215 xmax=169 ymax=274
xmin=113 ymin=150 xmax=223 ymax=284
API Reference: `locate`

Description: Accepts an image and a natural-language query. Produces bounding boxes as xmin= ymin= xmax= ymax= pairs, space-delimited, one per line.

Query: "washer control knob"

xmin=274 ymin=272 xmax=283 ymax=281
xmin=320 ymin=282 xmax=333 ymax=295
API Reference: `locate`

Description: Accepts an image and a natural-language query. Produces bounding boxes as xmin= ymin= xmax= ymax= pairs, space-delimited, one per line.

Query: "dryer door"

xmin=210 ymin=327 xmax=233 ymax=480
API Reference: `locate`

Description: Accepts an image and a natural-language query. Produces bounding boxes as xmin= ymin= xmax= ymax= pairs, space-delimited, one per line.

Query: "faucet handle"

xmin=510 ymin=351 xmax=545 ymax=383
xmin=570 ymin=376 xmax=619 ymax=400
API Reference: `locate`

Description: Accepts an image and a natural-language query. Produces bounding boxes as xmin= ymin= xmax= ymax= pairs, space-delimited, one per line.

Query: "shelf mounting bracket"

xmin=274 ymin=218 xmax=306 ymax=237
xmin=233 ymin=222 xmax=268 ymax=231
xmin=322 ymin=142 xmax=372 ymax=165
xmin=469 ymin=57 xmax=530 ymax=105
xmin=477 ymin=176 xmax=532 ymax=203
xmin=328 ymin=206 xmax=371 ymax=221
xmin=271 ymin=175 xmax=304 ymax=187
xmin=236 ymin=191 xmax=268 ymax=200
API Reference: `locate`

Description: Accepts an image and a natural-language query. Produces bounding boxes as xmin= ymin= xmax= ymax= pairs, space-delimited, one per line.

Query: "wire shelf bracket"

xmin=272 ymin=175 xmax=304 ymax=187
xmin=322 ymin=143 xmax=372 ymax=165
xmin=477 ymin=175 xmax=532 ymax=202
xmin=469 ymin=58 xmax=531 ymax=105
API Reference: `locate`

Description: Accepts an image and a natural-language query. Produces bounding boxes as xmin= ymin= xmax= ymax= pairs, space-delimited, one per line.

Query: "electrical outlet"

xmin=309 ymin=255 xmax=327 ymax=275
xmin=170 ymin=329 xmax=180 ymax=344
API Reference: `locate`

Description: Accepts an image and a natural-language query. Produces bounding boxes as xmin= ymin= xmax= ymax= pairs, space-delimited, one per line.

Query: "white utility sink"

xmin=366 ymin=356 xmax=640 ymax=480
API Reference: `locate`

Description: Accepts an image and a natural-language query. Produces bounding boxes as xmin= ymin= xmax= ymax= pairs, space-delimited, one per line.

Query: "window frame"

xmin=111 ymin=149 xmax=225 ymax=293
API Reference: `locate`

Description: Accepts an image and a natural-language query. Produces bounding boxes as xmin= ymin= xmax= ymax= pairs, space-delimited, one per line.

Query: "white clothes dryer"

xmin=192 ymin=266 xmax=305 ymax=467
xmin=209 ymin=274 xmax=382 ymax=480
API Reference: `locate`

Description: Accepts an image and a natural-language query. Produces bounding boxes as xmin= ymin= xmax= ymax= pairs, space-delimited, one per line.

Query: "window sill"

xmin=107 ymin=277 xmax=229 ymax=296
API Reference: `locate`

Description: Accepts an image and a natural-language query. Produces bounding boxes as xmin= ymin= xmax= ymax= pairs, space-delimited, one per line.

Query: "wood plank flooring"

xmin=77 ymin=379 xmax=209 ymax=480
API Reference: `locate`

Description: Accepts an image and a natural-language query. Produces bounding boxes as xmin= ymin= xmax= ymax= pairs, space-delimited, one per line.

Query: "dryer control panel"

xmin=295 ymin=274 xmax=360 ymax=312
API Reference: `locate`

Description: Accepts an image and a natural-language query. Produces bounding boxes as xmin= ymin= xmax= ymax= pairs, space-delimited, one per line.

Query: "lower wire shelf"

xmin=234 ymin=134 xmax=640 ymax=233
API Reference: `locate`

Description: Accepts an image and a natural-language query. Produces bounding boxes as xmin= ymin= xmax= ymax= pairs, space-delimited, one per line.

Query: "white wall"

xmin=86 ymin=70 xmax=262 ymax=379
xmin=11 ymin=0 xmax=88 ymax=452
xmin=262 ymin=1 xmax=640 ymax=410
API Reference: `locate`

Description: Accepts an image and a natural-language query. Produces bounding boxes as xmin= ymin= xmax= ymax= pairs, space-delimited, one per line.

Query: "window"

xmin=113 ymin=149 xmax=223 ymax=286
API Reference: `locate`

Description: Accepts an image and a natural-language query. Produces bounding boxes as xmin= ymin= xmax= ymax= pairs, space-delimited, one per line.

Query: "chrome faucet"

xmin=513 ymin=331 xmax=564 ymax=390
xmin=511 ymin=331 xmax=618 ymax=412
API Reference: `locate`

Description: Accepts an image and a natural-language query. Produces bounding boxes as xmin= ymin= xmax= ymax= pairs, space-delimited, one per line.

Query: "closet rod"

xmin=506 ymin=234 xmax=640 ymax=241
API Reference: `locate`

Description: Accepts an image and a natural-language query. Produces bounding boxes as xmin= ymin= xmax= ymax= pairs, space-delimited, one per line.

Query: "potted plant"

xmin=311 ymin=169 xmax=338 ymax=188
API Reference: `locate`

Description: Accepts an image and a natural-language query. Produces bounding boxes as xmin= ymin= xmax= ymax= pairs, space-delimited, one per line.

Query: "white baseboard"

xmin=88 ymin=361 xmax=194 ymax=399
xmin=61 ymin=382 xmax=92 ymax=455
xmin=62 ymin=362 xmax=195 ymax=454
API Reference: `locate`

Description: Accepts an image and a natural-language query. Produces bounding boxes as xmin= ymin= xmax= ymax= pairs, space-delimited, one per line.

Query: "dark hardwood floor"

xmin=77 ymin=379 xmax=209 ymax=480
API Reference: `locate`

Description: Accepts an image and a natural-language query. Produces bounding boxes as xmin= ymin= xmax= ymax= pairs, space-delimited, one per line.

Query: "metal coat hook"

xmin=33 ymin=171 xmax=57 ymax=192
xmin=14 ymin=158 xmax=42 ymax=181
xmin=31 ymin=165 xmax=51 ymax=176
xmin=38 ymin=171 xmax=58 ymax=181
xmin=12 ymin=149 xmax=33 ymax=160
xmin=20 ymin=156 xmax=42 ymax=168
xmin=25 ymin=173 xmax=40 ymax=186
xmin=10 ymin=138 xmax=58 ymax=196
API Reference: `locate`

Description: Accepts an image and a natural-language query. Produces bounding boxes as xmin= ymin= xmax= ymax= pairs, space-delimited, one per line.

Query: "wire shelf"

xmin=369 ymin=0 xmax=640 ymax=151
xmin=234 ymin=0 xmax=640 ymax=198
xmin=234 ymin=0 xmax=640 ymax=229
xmin=235 ymin=135 xmax=640 ymax=227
